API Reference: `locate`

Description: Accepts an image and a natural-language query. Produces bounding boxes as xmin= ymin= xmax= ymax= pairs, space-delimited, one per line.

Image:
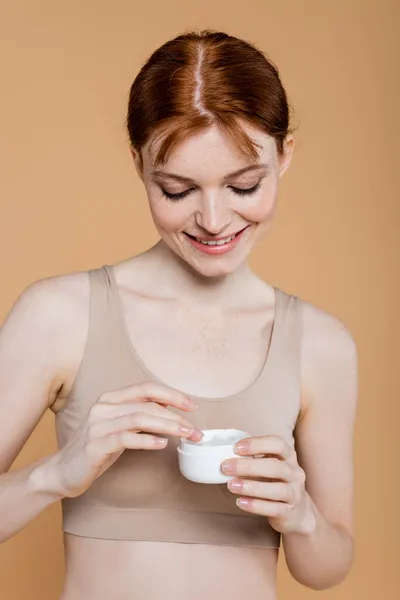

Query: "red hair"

xmin=126 ymin=29 xmax=294 ymax=167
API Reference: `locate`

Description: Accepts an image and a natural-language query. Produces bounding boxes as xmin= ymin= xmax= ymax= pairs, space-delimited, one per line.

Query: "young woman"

xmin=0 ymin=30 xmax=358 ymax=600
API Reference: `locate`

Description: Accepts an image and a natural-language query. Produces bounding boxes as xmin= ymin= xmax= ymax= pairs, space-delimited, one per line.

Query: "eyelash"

xmin=160 ymin=182 xmax=262 ymax=202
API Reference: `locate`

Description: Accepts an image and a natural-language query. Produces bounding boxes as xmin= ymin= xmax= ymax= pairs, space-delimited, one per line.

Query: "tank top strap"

xmin=265 ymin=288 xmax=303 ymax=388
xmin=85 ymin=265 xmax=126 ymax=350
xmin=56 ymin=266 xmax=124 ymax=412
xmin=274 ymin=289 xmax=302 ymax=338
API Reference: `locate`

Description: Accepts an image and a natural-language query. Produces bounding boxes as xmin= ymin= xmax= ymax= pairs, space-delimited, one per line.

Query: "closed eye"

xmin=230 ymin=182 xmax=261 ymax=196
xmin=160 ymin=188 xmax=193 ymax=201
xmin=160 ymin=181 xmax=262 ymax=202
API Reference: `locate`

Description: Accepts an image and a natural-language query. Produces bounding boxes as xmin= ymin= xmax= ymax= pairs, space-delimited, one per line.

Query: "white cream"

xmin=178 ymin=428 xmax=250 ymax=484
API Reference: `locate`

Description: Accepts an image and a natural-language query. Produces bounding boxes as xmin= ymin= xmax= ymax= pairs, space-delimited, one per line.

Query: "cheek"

xmin=244 ymin=180 xmax=278 ymax=223
xmin=148 ymin=196 xmax=191 ymax=233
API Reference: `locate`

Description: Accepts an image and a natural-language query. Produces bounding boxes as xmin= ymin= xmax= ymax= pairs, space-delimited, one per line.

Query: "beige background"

xmin=0 ymin=1 xmax=399 ymax=598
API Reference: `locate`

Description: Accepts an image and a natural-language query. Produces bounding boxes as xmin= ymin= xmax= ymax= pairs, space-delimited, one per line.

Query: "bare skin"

xmin=0 ymin=122 xmax=357 ymax=599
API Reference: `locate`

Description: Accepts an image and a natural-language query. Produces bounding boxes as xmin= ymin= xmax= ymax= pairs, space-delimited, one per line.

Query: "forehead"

xmin=143 ymin=122 xmax=278 ymax=181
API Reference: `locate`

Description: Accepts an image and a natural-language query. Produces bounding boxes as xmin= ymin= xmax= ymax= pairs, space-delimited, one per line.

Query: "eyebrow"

xmin=151 ymin=163 xmax=269 ymax=184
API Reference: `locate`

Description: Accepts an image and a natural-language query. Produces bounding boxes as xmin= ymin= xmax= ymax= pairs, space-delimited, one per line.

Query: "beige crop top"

xmin=53 ymin=265 xmax=303 ymax=548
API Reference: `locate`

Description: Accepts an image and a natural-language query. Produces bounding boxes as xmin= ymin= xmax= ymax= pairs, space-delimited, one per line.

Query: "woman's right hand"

xmin=50 ymin=382 xmax=203 ymax=498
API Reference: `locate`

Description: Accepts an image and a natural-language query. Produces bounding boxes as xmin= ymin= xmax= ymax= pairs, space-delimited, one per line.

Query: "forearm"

xmin=0 ymin=454 xmax=64 ymax=543
xmin=282 ymin=494 xmax=354 ymax=590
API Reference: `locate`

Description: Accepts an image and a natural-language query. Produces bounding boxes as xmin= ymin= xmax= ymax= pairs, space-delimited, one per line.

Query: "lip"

xmin=187 ymin=227 xmax=247 ymax=242
xmin=184 ymin=226 xmax=249 ymax=256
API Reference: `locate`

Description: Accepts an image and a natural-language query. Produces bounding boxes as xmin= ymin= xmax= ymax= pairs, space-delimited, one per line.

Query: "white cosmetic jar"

xmin=177 ymin=428 xmax=250 ymax=484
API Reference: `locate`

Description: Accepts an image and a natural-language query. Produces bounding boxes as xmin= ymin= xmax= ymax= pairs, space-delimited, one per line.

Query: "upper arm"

xmin=294 ymin=301 xmax=358 ymax=536
xmin=0 ymin=273 xmax=89 ymax=474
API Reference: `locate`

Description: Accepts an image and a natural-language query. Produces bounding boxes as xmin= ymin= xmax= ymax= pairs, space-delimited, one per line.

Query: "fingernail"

xmin=155 ymin=438 xmax=168 ymax=447
xmin=228 ymin=479 xmax=243 ymax=492
xmin=221 ymin=460 xmax=236 ymax=474
xmin=236 ymin=498 xmax=251 ymax=508
xmin=186 ymin=395 xmax=198 ymax=408
xmin=180 ymin=425 xmax=193 ymax=435
xmin=235 ymin=440 xmax=249 ymax=454
xmin=180 ymin=426 xmax=203 ymax=441
xmin=191 ymin=429 xmax=204 ymax=441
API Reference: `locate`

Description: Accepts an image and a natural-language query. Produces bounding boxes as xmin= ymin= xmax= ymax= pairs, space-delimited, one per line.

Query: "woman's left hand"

xmin=221 ymin=435 xmax=316 ymax=535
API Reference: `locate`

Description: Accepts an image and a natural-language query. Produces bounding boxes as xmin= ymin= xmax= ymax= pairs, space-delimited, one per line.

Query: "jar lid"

xmin=178 ymin=428 xmax=250 ymax=455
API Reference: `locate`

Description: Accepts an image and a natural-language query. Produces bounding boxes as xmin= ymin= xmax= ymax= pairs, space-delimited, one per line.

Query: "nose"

xmin=195 ymin=191 xmax=231 ymax=235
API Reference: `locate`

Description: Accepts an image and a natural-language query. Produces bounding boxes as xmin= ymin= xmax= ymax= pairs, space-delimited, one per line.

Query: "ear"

xmin=130 ymin=146 xmax=144 ymax=181
xmin=278 ymin=135 xmax=294 ymax=178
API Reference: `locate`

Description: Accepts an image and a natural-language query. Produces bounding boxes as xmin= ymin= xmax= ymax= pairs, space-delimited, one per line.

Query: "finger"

xmin=221 ymin=457 xmax=293 ymax=481
xmin=92 ymin=400 xmax=197 ymax=430
xmin=235 ymin=435 xmax=294 ymax=461
xmin=87 ymin=432 xmax=169 ymax=460
xmin=235 ymin=497 xmax=290 ymax=518
xmin=144 ymin=403 xmax=198 ymax=427
xmin=227 ymin=479 xmax=294 ymax=503
xmin=98 ymin=382 xmax=197 ymax=411
xmin=89 ymin=412 xmax=203 ymax=442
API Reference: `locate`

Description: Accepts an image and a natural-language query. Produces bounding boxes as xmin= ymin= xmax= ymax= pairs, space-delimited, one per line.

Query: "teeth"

xmin=196 ymin=234 xmax=236 ymax=246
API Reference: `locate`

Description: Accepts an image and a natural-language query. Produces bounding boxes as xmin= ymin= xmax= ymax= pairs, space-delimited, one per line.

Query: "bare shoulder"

xmin=289 ymin=297 xmax=358 ymax=535
xmin=1 ymin=268 xmax=91 ymax=402
xmin=0 ymin=268 xmax=92 ymax=472
xmin=299 ymin=298 xmax=357 ymax=361
xmin=297 ymin=297 xmax=358 ymax=418
xmin=15 ymin=269 xmax=89 ymax=318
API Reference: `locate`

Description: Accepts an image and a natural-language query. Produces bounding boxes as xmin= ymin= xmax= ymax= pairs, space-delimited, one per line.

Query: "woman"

xmin=0 ymin=30 xmax=357 ymax=600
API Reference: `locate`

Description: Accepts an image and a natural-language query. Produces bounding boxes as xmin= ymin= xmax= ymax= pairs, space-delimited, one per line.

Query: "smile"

xmin=183 ymin=226 xmax=249 ymax=255
xmin=196 ymin=233 xmax=237 ymax=246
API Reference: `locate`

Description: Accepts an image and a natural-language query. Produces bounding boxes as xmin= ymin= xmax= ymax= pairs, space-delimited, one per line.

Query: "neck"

xmin=143 ymin=239 xmax=256 ymax=305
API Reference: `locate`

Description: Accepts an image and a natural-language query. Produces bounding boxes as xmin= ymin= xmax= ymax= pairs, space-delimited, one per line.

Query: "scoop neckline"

xmin=103 ymin=264 xmax=281 ymax=403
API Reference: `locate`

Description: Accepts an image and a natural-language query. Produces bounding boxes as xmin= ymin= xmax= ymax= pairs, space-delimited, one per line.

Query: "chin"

xmin=159 ymin=234 xmax=251 ymax=278
xmin=188 ymin=255 xmax=246 ymax=279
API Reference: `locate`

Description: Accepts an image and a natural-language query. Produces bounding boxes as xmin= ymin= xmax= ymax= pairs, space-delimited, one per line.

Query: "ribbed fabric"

xmin=54 ymin=265 xmax=302 ymax=548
